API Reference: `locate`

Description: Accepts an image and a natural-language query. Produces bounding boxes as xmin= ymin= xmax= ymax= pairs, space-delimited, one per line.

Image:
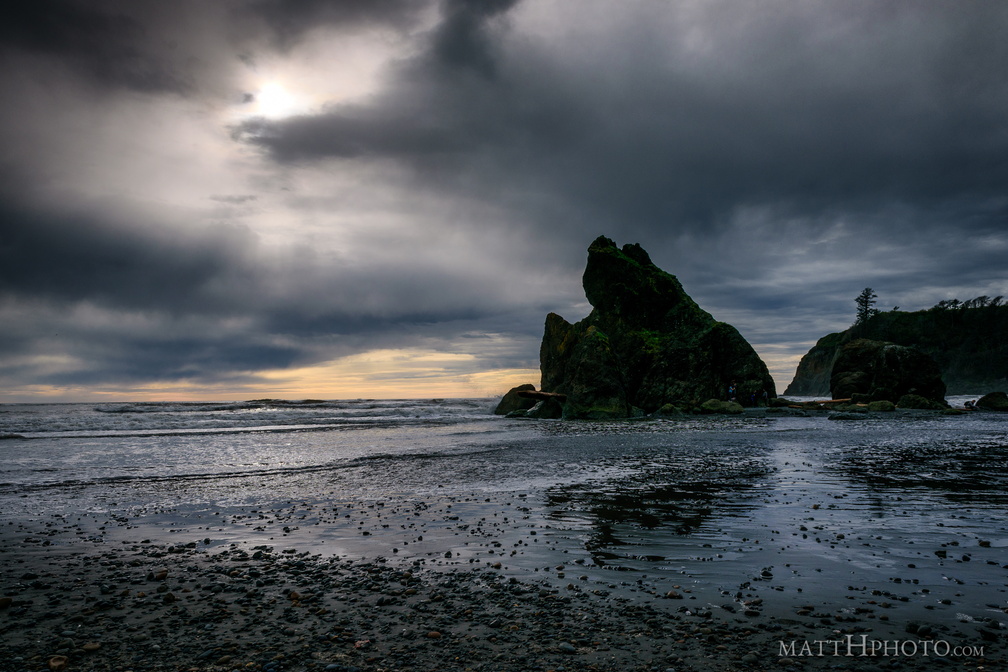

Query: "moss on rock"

xmin=976 ymin=391 xmax=1008 ymax=411
xmin=896 ymin=394 xmax=947 ymax=410
xmin=698 ymin=399 xmax=745 ymax=415
xmin=534 ymin=236 xmax=775 ymax=418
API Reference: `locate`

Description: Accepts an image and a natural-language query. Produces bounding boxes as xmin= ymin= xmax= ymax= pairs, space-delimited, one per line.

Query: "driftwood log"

xmin=517 ymin=390 xmax=568 ymax=403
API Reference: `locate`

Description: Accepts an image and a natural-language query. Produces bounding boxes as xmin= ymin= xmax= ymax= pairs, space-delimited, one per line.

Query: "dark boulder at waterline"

xmin=493 ymin=384 xmax=537 ymax=415
xmin=527 ymin=236 xmax=775 ymax=419
xmin=976 ymin=391 xmax=1008 ymax=411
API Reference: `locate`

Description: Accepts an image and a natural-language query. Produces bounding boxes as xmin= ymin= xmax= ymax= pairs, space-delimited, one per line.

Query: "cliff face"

xmin=783 ymin=332 xmax=845 ymax=396
xmin=538 ymin=236 xmax=776 ymax=418
xmin=784 ymin=305 xmax=1008 ymax=396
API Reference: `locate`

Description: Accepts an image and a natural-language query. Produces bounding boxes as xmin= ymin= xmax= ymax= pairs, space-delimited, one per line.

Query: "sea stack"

xmin=830 ymin=338 xmax=947 ymax=407
xmin=504 ymin=236 xmax=776 ymax=419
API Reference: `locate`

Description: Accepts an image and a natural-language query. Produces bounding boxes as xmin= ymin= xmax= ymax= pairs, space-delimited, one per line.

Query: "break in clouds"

xmin=1 ymin=0 xmax=1007 ymax=399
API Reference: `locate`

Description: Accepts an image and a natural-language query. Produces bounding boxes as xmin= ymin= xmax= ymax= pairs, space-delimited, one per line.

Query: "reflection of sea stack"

xmin=499 ymin=236 xmax=776 ymax=419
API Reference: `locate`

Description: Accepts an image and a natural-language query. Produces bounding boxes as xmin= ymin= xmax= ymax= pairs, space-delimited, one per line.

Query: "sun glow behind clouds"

xmin=250 ymin=82 xmax=311 ymax=119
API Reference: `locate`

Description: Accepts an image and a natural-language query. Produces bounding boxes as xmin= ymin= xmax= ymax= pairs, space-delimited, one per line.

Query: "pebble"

xmin=1 ymin=505 xmax=998 ymax=672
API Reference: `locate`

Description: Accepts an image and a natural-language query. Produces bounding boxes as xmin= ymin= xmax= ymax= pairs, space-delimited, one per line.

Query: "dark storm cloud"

xmin=0 ymin=197 xmax=544 ymax=325
xmin=242 ymin=0 xmax=1008 ymax=240
xmin=0 ymin=203 xmax=255 ymax=314
xmin=0 ymin=1 xmax=192 ymax=93
xmin=3 ymin=0 xmax=1007 ymax=397
xmin=0 ymin=0 xmax=432 ymax=96
xmin=233 ymin=0 xmax=1008 ymax=389
xmin=242 ymin=0 xmax=429 ymax=48
xmin=0 ymin=193 xmax=552 ymax=386
xmin=432 ymin=0 xmax=519 ymax=77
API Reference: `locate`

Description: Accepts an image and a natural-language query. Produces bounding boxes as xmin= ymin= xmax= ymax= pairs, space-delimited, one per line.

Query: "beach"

xmin=1 ymin=399 xmax=1005 ymax=670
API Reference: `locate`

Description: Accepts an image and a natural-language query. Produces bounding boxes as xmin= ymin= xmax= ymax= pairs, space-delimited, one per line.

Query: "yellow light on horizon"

xmin=0 ymin=348 xmax=540 ymax=404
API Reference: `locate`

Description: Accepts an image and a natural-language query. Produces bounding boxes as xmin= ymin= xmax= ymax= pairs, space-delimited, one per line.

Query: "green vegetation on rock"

xmin=786 ymin=301 xmax=1008 ymax=396
xmin=698 ymin=399 xmax=745 ymax=415
xmin=536 ymin=236 xmax=776 ymax=419
xmin=830 ymin=339 xmax=945 ymax=405
xmin=976 ymin=391 xmax=1008 ymax=411
xmin=896 ymin=394 xmax=947 ymax=411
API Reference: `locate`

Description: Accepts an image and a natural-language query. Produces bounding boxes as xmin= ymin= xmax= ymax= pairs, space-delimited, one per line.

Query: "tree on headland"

xmin=854 ymin=287 xmax=879 ymax=326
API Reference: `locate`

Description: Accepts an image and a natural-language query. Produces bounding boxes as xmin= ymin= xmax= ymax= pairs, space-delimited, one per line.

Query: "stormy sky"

xmin=1 ymin=0 xmax=1006 ymax=401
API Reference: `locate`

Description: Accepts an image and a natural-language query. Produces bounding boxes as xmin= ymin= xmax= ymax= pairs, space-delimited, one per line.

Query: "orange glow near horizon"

xmin=0 ymin=348 xmax=542 ymax=403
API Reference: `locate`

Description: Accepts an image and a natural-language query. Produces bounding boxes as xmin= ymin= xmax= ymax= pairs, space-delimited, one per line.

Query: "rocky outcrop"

xmin=528 ymin=236 xmax=775 ymax=419
xmin=783 ymin=333 xmax=845 ymax=396
xmin=493 ymin=384 xmax=537 ymax=415
xmin=976 ymin=391 xmax=1008 ymax=411
xmin=830 ymin=339 xmax=946 ymax=405
xmin=786 ymin=303 xmax=1008 ymax=396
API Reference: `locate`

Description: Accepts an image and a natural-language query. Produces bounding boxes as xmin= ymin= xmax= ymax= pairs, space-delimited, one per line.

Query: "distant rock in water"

xmin=976 ymin=391 xmax=1008 ymax=411
xmin=830 ymin=339 xmax=946 ymax=405
xmin=786 ymin=303 xmax=1008 ymax=396
xmin=509 ymin=236 xmax=775 ymax=419
xmin=493 ymin=384 xmax=537 ymax=415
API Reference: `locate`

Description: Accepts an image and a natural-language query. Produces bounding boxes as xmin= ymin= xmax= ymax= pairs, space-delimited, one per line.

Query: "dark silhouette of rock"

xmin=533 ymin=236 xmax=775 ymax=419
xmin=830 ymin=339 xmax=946 ymax=405
xmin=976 ymin=391 xmax=1008 ymax=411
xmin=523 ymin=397 xmax=564 ymax=419
xmin=493 ymin=384 xmax=537 ymax=415
xmin=786 ymin=302 xmax=1008 ymax=396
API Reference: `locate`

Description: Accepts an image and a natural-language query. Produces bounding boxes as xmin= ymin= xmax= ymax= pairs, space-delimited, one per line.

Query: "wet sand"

xmin=2 ymin=488 xmax=1004 ymax=671
xmin=3 ymin=406 xmax=1007 ymax=670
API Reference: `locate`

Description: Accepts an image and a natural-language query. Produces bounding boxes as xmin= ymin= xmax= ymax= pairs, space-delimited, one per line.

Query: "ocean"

xmin=1 ymin=397 xmax=1007 ymax=629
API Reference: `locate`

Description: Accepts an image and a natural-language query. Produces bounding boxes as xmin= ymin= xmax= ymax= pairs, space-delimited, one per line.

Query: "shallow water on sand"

xmin=1 ymin=398 xmax=1007 ymax=632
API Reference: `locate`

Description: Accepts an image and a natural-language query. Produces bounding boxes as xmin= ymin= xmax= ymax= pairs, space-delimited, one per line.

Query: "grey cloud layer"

xmin=239 ymin=0 xmax=1008 ymax=352
xmin=2 ymin=0 xmax=1007 ymax=395
xmin=245 ymin=0 xmax=1008 ymax=235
